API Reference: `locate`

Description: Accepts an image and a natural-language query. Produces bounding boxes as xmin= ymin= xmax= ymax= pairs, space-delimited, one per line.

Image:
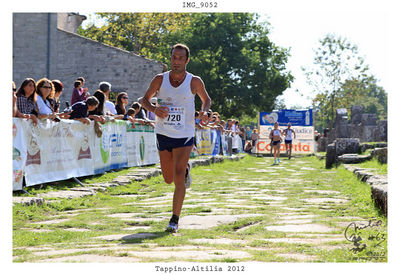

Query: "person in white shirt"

xmin=35 ymin=78 xmax=57 ymax=120
xmin=140 ymin=43 xmax=211 ymax=233
xmin=99 ymin=81 xmax=117 ymax=115
xmin=284 ymin=123 xmax=296 ymax=159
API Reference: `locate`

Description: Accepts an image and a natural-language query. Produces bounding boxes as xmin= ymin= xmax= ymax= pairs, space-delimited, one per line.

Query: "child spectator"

xmin=69 ymin=96 xmax=100 ymax=124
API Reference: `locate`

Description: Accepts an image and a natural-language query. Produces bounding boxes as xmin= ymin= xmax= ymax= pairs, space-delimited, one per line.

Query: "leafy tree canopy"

xmin=79 ymin=13 xmax=293 ymax=119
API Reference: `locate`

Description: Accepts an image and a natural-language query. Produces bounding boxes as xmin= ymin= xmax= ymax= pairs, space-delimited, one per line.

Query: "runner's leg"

xmin=159 ymin=150 xmax=174 ymax=184
xmin=171 ymin=144 xmax=193 ymax=216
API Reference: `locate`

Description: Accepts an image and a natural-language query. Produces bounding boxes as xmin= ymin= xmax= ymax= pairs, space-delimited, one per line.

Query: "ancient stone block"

xmin=335 ymin=138 xmax=361 ymax=156
xmin=325 ymin=144 xmax=336 ymax=169
xmin=351 ymin=105 xmax=364 ymax=124
xmin=372 ymin=147 xmax=387 ymax=164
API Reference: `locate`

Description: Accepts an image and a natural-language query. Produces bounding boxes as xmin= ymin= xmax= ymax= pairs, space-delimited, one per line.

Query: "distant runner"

xmin=269 ymin=122 xmax=282 ymax=165
xmin=140 ymin=44 xmax=211 ymax=233
xmin=284 ymin=123 xmax=296 ymax=159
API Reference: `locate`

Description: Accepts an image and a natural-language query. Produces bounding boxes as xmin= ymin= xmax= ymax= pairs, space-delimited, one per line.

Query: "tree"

xmin=78 ymin=13 xmax=191 ymax=64
xmin=79 ymin=13 xmax=293 ymax=119
xmin=303 ymin=34 xmax=377 ymax=131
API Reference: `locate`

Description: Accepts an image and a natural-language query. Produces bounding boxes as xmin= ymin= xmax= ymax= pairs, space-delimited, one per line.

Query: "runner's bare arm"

xmin=139 ymin=74 xmax=168 ymax=119
xmin=191 ymin=76 xmax=211 ymax=120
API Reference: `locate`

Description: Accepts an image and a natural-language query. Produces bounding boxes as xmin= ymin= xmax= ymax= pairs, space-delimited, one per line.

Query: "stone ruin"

xmin=318 ymin=105 xmax=387 ymax=152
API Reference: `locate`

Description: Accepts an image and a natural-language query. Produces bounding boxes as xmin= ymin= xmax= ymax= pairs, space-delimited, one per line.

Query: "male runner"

xmin=139 ymin=44 xmax=211 ymax=233
xmin=284 ymin=123 xmax=296 ymax=159
xmin=269 ymin=122 xmax=282 ymax=165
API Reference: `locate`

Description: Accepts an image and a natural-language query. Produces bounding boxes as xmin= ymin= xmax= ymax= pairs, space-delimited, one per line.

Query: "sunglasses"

xmin=122 ymin=96 xmax=128 ymax=99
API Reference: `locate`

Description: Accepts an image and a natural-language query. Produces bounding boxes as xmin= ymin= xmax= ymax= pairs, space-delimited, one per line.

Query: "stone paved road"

xmin=13 ymin=155 xmax=387 ymax=263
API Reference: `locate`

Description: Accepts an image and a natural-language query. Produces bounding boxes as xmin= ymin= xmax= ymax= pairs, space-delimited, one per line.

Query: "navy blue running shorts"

xmin=285 ymin=140 xmax=292 ymax=144
xmin=272 ymin=140 xmax=281 ymax=146
xmin=156 ymin=134 xmax=194 ymax=152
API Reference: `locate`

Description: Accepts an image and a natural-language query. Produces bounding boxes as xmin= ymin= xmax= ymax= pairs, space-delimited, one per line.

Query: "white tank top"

xmin=285 ymin=129 xmax=293 ymax=140
xmin=155 ymin=71 xmax=195 ymax=138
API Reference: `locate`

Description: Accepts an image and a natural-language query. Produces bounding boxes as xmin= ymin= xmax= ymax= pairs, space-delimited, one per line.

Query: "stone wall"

xmin=13 ymin=13 xmax=164 ymax=107
xmin=321 ymin=105 xmax=387 ymax=147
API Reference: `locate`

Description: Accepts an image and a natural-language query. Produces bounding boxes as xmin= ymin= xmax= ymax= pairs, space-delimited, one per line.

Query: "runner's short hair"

xmin=99 ymin=81 xmax=111 ymax=93
xmin=171 ymin=43 xmax=190 ymax=60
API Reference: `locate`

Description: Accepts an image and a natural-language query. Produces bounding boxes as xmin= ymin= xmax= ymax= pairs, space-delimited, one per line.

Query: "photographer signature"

xmin=344 ymin=219 xmax=385 ymax=252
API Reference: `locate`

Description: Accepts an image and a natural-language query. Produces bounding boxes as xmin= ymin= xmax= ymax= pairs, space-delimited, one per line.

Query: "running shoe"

xmin=185 ymin=161 xmax=192 ymax=189
xmin=166 ymin=221 xmax=178 ymax=233
xmin=278 ymin=158 xmax=280 ymax=163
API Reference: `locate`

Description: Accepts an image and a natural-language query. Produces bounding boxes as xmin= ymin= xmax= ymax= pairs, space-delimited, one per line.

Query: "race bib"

xmin=163 ymin=106 xmax=185 ymax=130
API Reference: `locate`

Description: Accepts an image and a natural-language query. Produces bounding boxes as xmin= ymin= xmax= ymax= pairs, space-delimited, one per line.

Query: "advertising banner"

xmin=93 ymin=121 xmax=128 ymax=174
xmin=258 ymin=109 xmax=314 ymax=155
xmin=259 ymin=125 xmax=314 ymax=140
xmin=254 ymin=138 xmax=314 ymax=154
xmin=12 ymin=119 xmax=29 ymax=190
xmin=195 ymin=128 xmax=212 ymax=155
xmin=23 ymin=119 xmax=95 ymax=186
xmin=126 ymin=123 xmax=159 ymax=166
xmin=260 ymin=109 xmax=313 ymax=127
xmin=210 ymin=129 xmax=221 ymax=156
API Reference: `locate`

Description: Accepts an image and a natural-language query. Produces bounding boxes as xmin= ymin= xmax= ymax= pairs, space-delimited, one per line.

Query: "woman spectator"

xmin=50 ymin=79 xmax=63 ymax=113
xmin=71 ymin=79 xmax=88 ymax=105
xmin=16 ymin=78 xmax=39 ymax=124
xmin=36 ymin=78 xmax=57 ymax=120
xmin=88 ymin=90 xmax=107 ymax=123
xmin=13 ymin=81 xmax=37 ymax=125
xmin=115 ymin=92 xmax=129 ymax=115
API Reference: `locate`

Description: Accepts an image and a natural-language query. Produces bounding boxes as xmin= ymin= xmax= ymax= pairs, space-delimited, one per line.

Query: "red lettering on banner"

xmin=298 ymin=142 xmax=302 ymax=151
xmin=303 ymin=144 xmax=310 ymax=152
xmin=257 ymin=141 xmax=265 ymax=151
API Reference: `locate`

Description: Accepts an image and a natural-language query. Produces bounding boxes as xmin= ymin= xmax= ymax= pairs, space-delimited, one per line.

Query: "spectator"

xmin=239 ymin=127 xmax=246 ymax=150
xmin=50 ymin=80 xmax=63 ymax=113
xmin=131 ymin=101 xmax=154 ymax=127
xmin=69 ymin=96 xmax=100 ymax=124
xmin=99 ymin=81 xmax=117 ymax=115
xmin=131 ymin=101 xmax=146 ymax=120
xmin=16 ymin=78 xmax=39 ymax=124
xmin=77 ymin=76 xmax=89 ymax=95
xmin=250 ymin=129 xmax=259 ymax=146
xmin=71 ymin=79 xmax=88 ymax=105
xmin=89 ymin=90 xmax=107 ymax=123
xmin=36 ymin=78 xmax=57 ymax=120
xmin=244 ymin=140 xmax=253 ymax=153
xmin=115 ymin=92 xmax=129 ymax=115
xmin=13 ymin=81 xmax=37 ymax=125
xmin=246 ymin=126 xmax=252 ymax=140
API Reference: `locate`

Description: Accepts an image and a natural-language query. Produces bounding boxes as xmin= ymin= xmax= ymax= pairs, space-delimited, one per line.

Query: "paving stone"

xmin=301 ymin=198 xmax=349 ymax=204
xmin=127 ymin=249 xmax=250 ymax=260
xmin=93 ymin=233 xmax=158 ymax=241
xmin=275 ymin=253 xmax=318 ymax=261
xmin=36 ymin=190 xmax=94 ymax=199
xmin=13 ymin=197 xmax=45 ymax=206
xmin=179 ymin=214 xmax=262 ymax=230
xmin=122 ymin=226 xmax=151 ymax=231
xmin=31 ymin=218 xmax=70 ymax=225
xmin=37 ymin=255 xmax=141 ymax=263
xmin=21 ymin=228 xmax=53 ymax=233
xmin=189 ymin=238 xmax=247 ymax=245
xmin=264 ymin=237 xmax=344 ymax=245
xmin=265 ymin=224 xmax=335 ymax=233
xmin=303 ymin=190 xmax=341 ymax=195
xmin=64 ymin=228 xmax=91 ymax=232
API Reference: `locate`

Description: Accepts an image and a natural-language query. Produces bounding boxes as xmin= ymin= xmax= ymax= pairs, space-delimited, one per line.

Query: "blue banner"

xmin=260 ymin=109 xmax=313 ymax=126
xmin=211 ymin=129 xmax=221 ymax=156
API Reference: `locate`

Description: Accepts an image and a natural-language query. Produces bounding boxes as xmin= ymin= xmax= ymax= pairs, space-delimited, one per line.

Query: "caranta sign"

xmin=257 ymin=109 xmax=315 ymax=155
